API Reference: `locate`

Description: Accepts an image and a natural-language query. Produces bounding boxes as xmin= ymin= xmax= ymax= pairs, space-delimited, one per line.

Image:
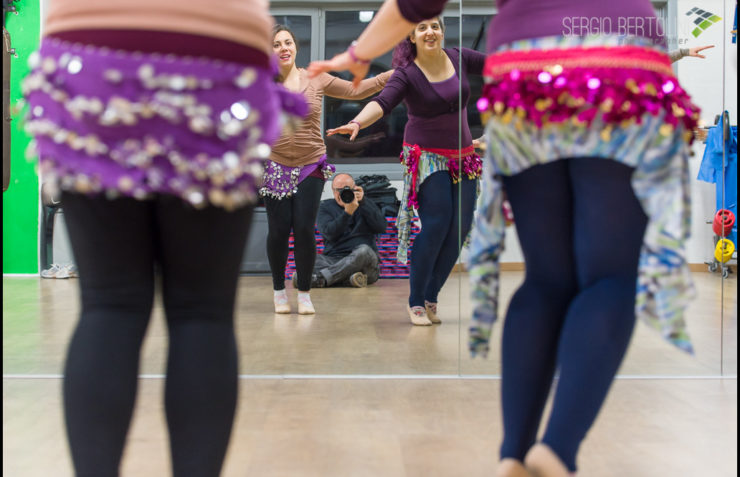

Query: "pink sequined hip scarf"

xmin=401 ymin=143 xmax=482 ymax=210
xmin=476 ymin=45 xmax=700 ymax=141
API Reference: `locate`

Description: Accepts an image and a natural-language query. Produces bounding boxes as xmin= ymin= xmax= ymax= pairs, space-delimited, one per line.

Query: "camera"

xmin=339 ymin=186 xmax=357 ymax=204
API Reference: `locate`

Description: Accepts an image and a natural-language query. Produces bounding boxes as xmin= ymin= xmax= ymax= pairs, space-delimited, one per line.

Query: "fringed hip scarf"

xmin=467 ymin=35 xmax=701 ymax=358
xmin=396 ymin=143 xmax=482 ymax=263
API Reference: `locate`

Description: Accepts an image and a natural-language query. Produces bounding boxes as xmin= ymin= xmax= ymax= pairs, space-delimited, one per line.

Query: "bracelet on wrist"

xmin=347 ymin=41 xmax=371 ymax=65
xmin=349 ymin=120 xmax=362 ymax=129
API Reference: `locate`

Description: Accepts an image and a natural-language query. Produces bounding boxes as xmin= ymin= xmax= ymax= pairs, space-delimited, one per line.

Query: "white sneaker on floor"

xmin=41 ymin=264 xmax=69 ymax=279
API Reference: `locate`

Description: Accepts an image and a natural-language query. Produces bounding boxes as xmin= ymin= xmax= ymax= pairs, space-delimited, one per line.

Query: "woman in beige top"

xmin=23 ymin=2 xmax=307 ymax=476
xmin=264 ymin=25 xmax=392 ymax=315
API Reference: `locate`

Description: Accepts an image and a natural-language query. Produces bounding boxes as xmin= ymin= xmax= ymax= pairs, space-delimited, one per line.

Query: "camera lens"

xmin=339 ymin=187 xmax=355 ymax=204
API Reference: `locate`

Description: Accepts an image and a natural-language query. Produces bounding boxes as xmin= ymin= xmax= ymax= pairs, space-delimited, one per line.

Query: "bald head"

xmin=332 ymin=173 xmax=356 ymax=206
xmin=332 ymin=173 xmax=354 ymax=188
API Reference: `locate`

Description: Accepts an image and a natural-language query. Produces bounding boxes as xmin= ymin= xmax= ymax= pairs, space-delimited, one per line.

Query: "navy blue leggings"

xmin=499 ymin=158 xmax=648 ymax=472
xmin=408 ymin=171 xmax=477 ymax=307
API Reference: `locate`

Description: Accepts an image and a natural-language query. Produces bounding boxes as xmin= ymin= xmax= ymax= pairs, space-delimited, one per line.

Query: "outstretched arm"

xmin=322 ymin=70 xmax=394 ymax=100
xmin=327 ymin=68 xmax=407 ymax=140
xmin=465 ymin=47 xmax=487 ymax=75
xmin=326 ymin=101 xmax=385 ymax=141
xmin=669 ymin=45 xmax=714 ymax=63
xmin=307 ymin=0 xmax=447 ymax=85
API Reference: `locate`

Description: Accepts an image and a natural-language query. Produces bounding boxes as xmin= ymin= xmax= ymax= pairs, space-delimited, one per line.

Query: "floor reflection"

xmin=2 ymin=272 xmax=736 ymax=377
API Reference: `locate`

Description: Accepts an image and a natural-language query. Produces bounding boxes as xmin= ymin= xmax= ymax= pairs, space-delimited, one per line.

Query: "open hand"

xmin=688 ymin=45 xmax=714 ymax=58
xmin=307 ymin=51 xmax=370 ymax=88
xmin=327 ymin=122 xmax=361 ymax=141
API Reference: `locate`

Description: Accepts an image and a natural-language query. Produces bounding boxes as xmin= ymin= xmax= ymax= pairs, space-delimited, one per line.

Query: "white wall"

xmin=721 ymin=0 xmax=738 ymax=122
xmin=676 ymin=0 xmax=736 ymax=264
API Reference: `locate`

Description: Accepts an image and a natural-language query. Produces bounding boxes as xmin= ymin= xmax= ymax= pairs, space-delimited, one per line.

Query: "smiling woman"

xmin=325 ymin=15 xmax=485 ymax=327
xmin=262 ymin=24 xmax=393 ymax=316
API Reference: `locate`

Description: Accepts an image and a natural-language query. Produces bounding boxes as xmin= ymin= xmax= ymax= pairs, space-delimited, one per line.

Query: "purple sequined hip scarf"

xmin=23 ymin=38 xmax=307 ymax=210
xmin=259 ymin=155 xmax=335 ymax=199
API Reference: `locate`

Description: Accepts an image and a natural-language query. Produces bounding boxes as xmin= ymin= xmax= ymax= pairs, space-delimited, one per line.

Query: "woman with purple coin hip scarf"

xmin=323 ymin=16 xmax=485 ymax=327
xmin=264 ymin=25 xmax=392 ymax=315
xmin=310 ymin=0 xmax=700 ymax=476
xmin=22 ymin=1 xmax=306 ymax=476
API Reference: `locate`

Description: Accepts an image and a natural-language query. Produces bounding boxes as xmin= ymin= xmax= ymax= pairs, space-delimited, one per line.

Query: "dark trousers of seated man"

xmin=314 ymin=244 xmax=380 ymax=287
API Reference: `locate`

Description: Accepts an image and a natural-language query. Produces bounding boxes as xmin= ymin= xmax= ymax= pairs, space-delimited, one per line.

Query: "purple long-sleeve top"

xmin=397 ymin=0 xmax=667 ymax=52
xmin=373 ymin=47 xmax=485 ymax=150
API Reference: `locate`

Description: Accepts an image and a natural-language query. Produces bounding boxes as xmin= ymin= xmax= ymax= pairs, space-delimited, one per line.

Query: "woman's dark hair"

xmin=273 ymin=24 xmax=299 ymax=51
xmin=391 ymin=16 xmax=445 ymax=69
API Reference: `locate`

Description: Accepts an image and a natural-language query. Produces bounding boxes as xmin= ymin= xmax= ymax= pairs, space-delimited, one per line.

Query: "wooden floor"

xmin=2 ymin=271 xmax=736 ymax=376
xmin=3 ymin=272 xmax=737 ymax=476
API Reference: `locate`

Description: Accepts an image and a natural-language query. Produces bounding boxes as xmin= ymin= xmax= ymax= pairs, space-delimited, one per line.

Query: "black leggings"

xmin=263 ymin=176 xmax=324 ymax=291
xmin=498 ymin=158 xmax=648 ymax=471
xmin=61 ymin=192 xmax=253 ymax=477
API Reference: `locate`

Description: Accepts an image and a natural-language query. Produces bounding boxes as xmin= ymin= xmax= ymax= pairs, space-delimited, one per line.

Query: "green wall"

xmin=3 ymin=0 xmax=40 ymax=273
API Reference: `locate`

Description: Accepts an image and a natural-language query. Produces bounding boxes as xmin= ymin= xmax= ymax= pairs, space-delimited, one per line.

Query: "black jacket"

xmin=317 ymin=198 xmax=387 ymax=257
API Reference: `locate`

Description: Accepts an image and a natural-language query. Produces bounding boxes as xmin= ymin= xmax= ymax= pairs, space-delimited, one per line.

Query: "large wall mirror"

xmin=14 ymin=0 xmax=734 ymax=380
xmin=458 ymin=0 xmax=736 ymax=378
xmin=717 ymin=0 xmax=737 ymax=376
xmin=236 ymin=2 xmax=467 ymax=375
xmin=19 ymin=0 xmax=467 ymax=378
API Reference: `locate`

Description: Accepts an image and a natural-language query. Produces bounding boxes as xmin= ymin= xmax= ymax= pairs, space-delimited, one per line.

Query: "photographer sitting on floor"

xmin=300 ymin=173 xmax=388 ymax=288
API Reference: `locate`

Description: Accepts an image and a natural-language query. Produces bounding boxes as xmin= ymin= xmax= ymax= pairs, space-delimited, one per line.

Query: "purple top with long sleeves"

xmin=373 ymin=47 xmax=485 ymax=149
xmin=397 ymin=0 xmax=667 ymax=52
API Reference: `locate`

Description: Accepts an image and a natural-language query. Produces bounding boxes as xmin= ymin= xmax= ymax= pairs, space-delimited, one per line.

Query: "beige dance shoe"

xmin=297 ymin=292 xmax=316 ymax=315
xmin=407 ymin=305 xmax=432 ymax=326
xmin=273 ymin=290 xmax=291 ymax=314
xmin=496 ymin=458 xmax=532 ymax=477
xmin=524 ymin=444 xmax=573 ymax=477
xmin=424 ymin=300 xmax=441 ymax=324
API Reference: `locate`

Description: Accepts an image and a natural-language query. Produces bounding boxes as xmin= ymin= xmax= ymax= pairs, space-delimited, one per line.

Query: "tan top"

xmin=270 ymin=69 xmax=393 ymax=167
xmin=43 ymin=0 xmax=274 ymax=55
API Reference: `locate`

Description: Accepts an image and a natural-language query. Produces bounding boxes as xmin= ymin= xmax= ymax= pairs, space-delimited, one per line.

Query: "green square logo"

xmin=686 ymin=8 xmax=722 ymax=37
